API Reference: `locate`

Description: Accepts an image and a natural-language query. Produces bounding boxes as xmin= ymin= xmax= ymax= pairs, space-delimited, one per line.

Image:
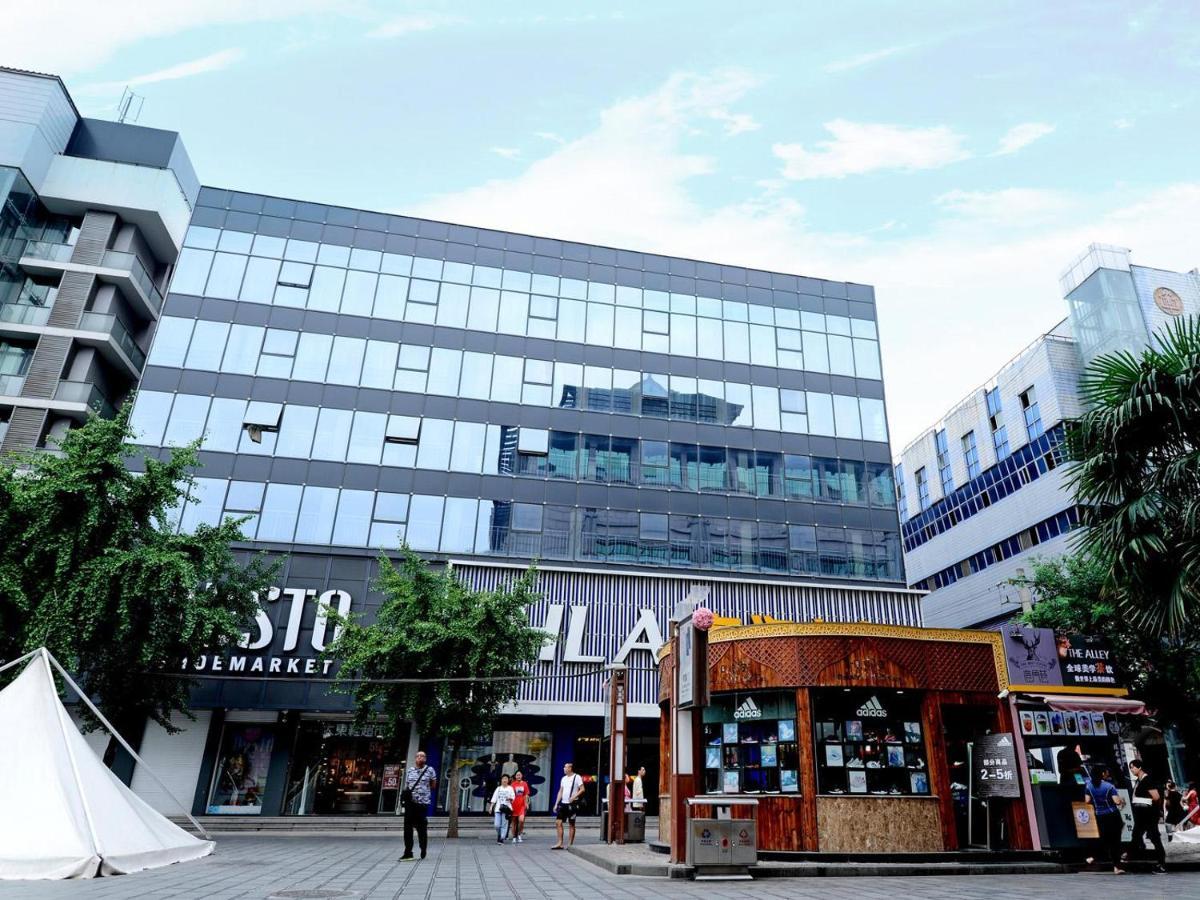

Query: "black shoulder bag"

xmin=401 ymin=766 xmax=430 ymax=810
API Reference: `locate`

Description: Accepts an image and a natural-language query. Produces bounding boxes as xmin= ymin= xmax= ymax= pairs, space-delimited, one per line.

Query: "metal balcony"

xmin=77 ymin=312 xmax=146 ymax=376
xmin=19 ymin=241 xmax=164 ymax=319
xmin=53 ymin=380 xmax=115 ymax=419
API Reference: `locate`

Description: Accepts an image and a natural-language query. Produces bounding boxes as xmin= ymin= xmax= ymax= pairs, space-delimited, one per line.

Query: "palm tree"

xmin=1068 ymin=315 xmax=1200 ymax=637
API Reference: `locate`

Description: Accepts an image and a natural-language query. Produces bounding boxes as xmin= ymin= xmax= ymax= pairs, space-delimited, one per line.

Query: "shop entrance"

xmin=941 ymin=704 xmax=1003 ymax=849
xmin=282 ymin=721 xmax=408 ymax=815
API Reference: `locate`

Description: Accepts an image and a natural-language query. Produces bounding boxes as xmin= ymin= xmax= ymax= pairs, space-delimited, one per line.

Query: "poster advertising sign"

xmin=1057 ymin=634 xmax=1121 ymax=690
xmin=207 ymin=725 xmax=275 ymax=814
xmin=382 ymin=764 xmax=401 ymax=791
xmin=1003 ymin=626 xmax=1063 ymax=687
xmin=677 ymin=618 xmax=695 ymax=707
xmin=972 ymin=733 xmax=1021 ymax=799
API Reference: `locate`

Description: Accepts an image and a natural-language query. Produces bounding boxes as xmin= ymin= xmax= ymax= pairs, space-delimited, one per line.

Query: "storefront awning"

xmin=1024 ymin=694 xmax=1148 ymax=716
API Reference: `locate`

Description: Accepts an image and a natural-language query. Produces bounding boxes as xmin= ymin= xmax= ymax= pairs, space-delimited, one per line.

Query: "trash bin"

xmin=685 ymin=797 xmax=758 ymax=872
xmin=626 ymin=810 xmax=646 ymax=842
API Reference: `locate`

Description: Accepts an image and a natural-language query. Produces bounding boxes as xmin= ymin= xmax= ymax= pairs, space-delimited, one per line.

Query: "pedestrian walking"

xmin=550 ymin=762 xmax=585 ymax=850
xmin=631 ymin=766 xmax=646 ymax=809
xmin=1083 ymin=766 xmax=1126 ymax=874
xmin=1183 ymin=781 xmax=1200 ymax=830
xmin=488 ymin=773 xmax=516 ymax=844
xmin=509 ymin=770 xmax=530 ymax=843
xmin=399 ymin=751 xmax=437 ymax=861
xmin=1123 ymin=759 xmax=1167 ymax=873
xmin=1165 ymin=780 xmax=1185 ymax=835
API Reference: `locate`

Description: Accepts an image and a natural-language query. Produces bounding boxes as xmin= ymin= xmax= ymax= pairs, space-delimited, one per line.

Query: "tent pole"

xmin=43 ymin=648 xmax=106 ymax=867
xmin=45 ymin=649 xmax=212 ymax=840
xmin=0 ymin=646 xmax=43 ymax=676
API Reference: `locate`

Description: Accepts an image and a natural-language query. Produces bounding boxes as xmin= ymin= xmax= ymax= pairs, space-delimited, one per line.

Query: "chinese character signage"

xmin=972 ymin=733 xmax=1021 ymax=799
xmin=1058 ymin=634 xmax=1120 ymax=689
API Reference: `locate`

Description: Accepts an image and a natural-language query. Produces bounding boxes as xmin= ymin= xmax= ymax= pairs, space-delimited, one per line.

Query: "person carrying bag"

xmin=488 ymin=773 xmax=516 ymax=844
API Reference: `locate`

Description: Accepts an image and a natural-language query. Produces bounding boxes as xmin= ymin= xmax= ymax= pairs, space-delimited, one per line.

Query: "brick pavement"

xmin=2 ymin=835 xmax=1198 ymax=900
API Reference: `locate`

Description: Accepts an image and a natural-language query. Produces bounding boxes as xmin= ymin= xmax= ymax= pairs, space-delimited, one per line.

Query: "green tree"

xmin=326 ymin=549 xmax=546 ymax=837
xmin=0 ymin=407 xmax=277 ymax=770
xmin=1014 ymin=553 xmax=1200 ymax=772
xmin=1068 ymin=316 xmax=1200 ymax=636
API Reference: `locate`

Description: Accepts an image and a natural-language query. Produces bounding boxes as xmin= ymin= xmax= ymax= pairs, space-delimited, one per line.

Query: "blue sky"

xmin=12 ymin=1 xmax=1200 ymax=448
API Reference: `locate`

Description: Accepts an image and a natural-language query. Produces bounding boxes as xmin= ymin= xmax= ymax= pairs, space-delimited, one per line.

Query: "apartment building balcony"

xmin=0 ymin=374 xmax=114 ymax=420
xmin=19 ymin=241 xmax=164 ymax=319
xmin=0 ymin=302 xmax=145 ymax=379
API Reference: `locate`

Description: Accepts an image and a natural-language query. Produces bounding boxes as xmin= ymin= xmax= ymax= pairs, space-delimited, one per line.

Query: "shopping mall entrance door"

xmin=283 ymin=720 xmax=409 ymax=815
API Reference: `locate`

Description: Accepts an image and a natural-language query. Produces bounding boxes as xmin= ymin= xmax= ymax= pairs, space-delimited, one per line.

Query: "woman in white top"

xmin=488 ymin=773 xmax=516 ymax=844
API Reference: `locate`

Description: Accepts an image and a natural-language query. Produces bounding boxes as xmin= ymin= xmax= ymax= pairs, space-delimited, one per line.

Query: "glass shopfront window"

xmin=282 ymin=720 xmax=408 ymax=815
xmin=702 ymin=692 xmax=800 ymax=794
xmin=442 ymin=731 xmax=555 ymax=814
xmin=207 ymin=723 xmax=276 ymax=814
xmin=812 ymin=689 xmax=929 ymax=797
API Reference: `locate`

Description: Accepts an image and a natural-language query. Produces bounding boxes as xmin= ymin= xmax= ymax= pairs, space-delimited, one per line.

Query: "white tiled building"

xmin=896 ymin=243 xmax=1200 ymax=629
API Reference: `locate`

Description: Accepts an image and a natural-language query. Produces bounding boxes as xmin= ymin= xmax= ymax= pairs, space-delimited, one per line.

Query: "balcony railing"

xmin=54 ymin=380 xmax=115 ymax=418
xmin=20 ymin=240 xmax=74 ymax=263
xmin=20 ymin=242 xmax=164 ymax=317
xmin=0 ymin=302 xmax=52 ymax=327
xmin=0 ymin=373 xmax=26 ymax=396
xmin=78 ymin=312 xmax=146 ymax=370
xmin=101 ymin=250 xmax=164 ymax=315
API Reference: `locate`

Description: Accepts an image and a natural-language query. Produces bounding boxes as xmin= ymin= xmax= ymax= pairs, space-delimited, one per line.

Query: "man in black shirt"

xmin=1124 ymin=759 xmax=1167 ymax=873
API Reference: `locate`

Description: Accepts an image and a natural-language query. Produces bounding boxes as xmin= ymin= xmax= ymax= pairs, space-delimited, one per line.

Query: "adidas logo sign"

xmin=733 ymin=697 xmax=762 ymax=720
xmin=855 ymin=696 xmax=888 ymax=718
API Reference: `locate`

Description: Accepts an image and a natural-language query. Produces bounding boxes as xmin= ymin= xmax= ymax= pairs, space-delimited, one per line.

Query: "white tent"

xmin=0 ymin=649 xmax=214 ymax=879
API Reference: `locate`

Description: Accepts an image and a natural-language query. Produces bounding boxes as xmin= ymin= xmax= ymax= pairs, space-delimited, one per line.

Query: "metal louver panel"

xmin=18 ymin=335 xmax=70 ymax=399
xmin=70 ymin=211 xmax=118 ymax=266
xmin=46 ymin=270 xmax=94 ymax=329
xmin=0 ymin=407 xmax=48 ymax=453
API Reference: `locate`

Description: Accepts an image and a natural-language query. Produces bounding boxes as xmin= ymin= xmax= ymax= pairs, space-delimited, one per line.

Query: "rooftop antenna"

xmin=116 ymin=87 xmax=144 ymax=124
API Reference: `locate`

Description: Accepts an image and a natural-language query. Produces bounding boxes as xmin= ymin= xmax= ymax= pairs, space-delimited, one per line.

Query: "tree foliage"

xmin=326 ymin=549 xmax=546 ymax=835
xmin=1016 ymin=553 xmax=1200 ymax=763
xmin=0 ymin=406 xmax=277 ymax=736
xmin=1067 ymin=315 xmax=1200 ymax=636
xmin=328 ymin=550 xmax=545 ymax=742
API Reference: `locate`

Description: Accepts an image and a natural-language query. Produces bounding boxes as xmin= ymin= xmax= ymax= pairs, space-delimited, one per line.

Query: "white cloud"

xmin=535 ymin=131 xmax=567 ymax=145
xmin=3 ymin=1 xmax=335 ymax=74
xmin=994 ymin=121 xmax=1055 ymax=155
xmin=773 ymin=120 xmax=970 ymax=180
xmin=368 ymin=13 xmax=464 ymax=39
xmin=824 ymin=43 xmax=917 ymax=73
xmin=78 ymin=49 xmax=244 ymax=95
xmin=490 ymin=147 xmax=522 ymax=160
xmin=1114 ymin=117 xmax=1134 ymax=129
xmin=935 ymin=188 xmax=1073 ymax=223
xmin=415 ymin=71 xmax=1200 ymax=446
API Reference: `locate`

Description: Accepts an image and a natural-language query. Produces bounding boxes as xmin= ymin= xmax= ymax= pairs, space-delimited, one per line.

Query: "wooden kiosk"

xmin=660 ymin=622 xmax=1032 ymax=854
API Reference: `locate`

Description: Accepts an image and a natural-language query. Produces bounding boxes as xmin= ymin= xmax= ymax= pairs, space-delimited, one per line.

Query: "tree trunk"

xmin=101 ymin=711 xmax=146 ymax=786
xmin=446 ymin=739 xmax=461 ymax=839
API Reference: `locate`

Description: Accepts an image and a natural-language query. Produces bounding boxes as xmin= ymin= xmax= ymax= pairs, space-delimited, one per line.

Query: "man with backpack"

xmin=550 ymin=762 xmax=586 ymax=850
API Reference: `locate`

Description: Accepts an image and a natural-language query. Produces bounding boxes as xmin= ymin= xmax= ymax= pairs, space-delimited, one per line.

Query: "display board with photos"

xmin=813 ymin=689 xmax=930 ymax=796
xmin=702 ymin=692 xmax=800 ymax=794
xmin=1018 ymin=707 xmax=1113 ymax=741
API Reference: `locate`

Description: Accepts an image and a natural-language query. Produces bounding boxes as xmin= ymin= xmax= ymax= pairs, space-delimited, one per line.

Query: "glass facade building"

xmin=132 ymin=188 xmax=904 ymax=584
xmin=121 ymin=187 xmax=923 ymax=818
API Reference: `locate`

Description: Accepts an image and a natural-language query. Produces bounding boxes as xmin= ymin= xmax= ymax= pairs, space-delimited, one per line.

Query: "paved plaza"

xmin=3 ymin=835 xmax=1198 ymax=900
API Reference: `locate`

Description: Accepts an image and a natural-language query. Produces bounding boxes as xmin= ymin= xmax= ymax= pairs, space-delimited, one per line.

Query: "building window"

xmin=961 ymin=430 xmax=981 ymax=480
xmin=986 ymin=387 xmax=1010 ymax=460
xmin=934 ymin=429 xmax=953 ymax=496
xmin=813 ymin=689 xmax=929 ymax=796
xmin=702 ymin=692 xmax=800 ymax=794
xmin=914 ymin=466 xmax=930 ymax=512
xmin=1020 ymin=386 xmax=1043 ymax=443
xmin=894 ymin=463 xmax=908 ymax=521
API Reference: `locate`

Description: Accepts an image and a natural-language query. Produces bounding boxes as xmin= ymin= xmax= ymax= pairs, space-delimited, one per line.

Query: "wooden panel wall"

xmin=922 ymin=691 xmax=956 ymax=850
xmin=816 ymin=797 xmax=943 ymax=852
xmin=795 ymin=688 xmax=819 ymax=851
